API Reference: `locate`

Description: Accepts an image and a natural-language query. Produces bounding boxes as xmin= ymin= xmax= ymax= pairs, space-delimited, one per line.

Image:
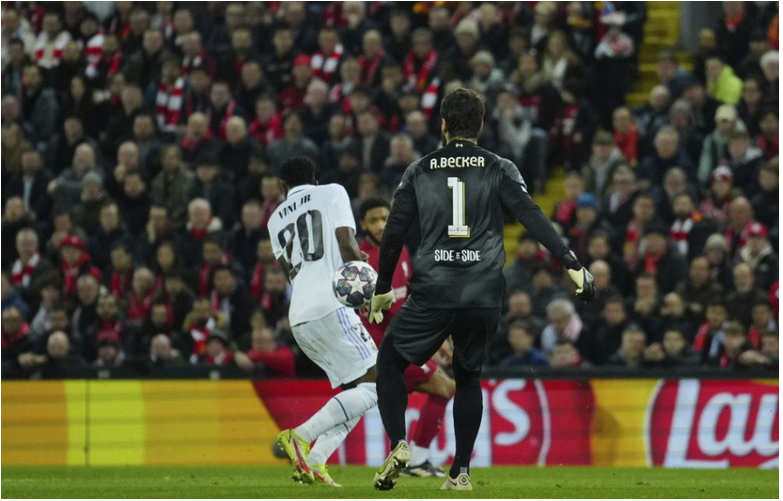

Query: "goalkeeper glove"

xmin=561 ymin=251 xmax=596 ymax=302
xmin=369 ymin=286 xmax=394 ymax=324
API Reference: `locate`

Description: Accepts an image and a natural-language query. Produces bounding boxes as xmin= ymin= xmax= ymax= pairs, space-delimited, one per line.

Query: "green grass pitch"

xmin=1 ymin=465 xmax=777 ymax=498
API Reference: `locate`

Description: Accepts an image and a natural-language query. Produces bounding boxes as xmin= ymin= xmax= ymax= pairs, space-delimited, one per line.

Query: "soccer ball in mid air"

xmin=333 ymin=261 xmax=378 ymax=308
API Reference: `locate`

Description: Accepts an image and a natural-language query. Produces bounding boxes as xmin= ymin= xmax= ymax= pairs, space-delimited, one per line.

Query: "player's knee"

xmin=432 ymin=371 xmax=456 ymax=399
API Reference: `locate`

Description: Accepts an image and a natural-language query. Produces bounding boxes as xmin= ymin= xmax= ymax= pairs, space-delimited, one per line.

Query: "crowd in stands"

xmin=0 ymin=1 xmax=778 ymax=378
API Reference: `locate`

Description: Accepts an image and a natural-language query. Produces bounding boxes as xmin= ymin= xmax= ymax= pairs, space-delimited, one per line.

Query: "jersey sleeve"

xmin=497 ymin=159 xmax=575 ymax=266
xmin=376 ymin=163 xmax=419 ymax=294
xmin=329 ymin=184 xmax=356 ymax=230
xmin=268 ymin=220 xmax=285 ymax=260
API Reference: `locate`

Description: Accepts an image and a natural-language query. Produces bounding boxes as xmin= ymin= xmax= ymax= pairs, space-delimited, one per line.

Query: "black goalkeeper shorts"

xmin=384 ymin=296 xmax=500 ymax=371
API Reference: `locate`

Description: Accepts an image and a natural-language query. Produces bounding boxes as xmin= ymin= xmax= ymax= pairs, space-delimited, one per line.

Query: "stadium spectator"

xmin=235 ymin=327 xmax=296 ymax=376
xmin=593 ymin=295 xmax=631 ymax=364
xmin=606 ymin=327 xmax=646 ymax=368
xmin=633 ymin=223 xmax=687 ymax=294
xmin=643 ymin=328 xmax=700 ymax=367
xmin=726 ymin=263 xmax=768 ymax=326
xmin=751 ymin=161 xmax=779 ymax=230
xmin=200 ymin=329 xmax=234 ymax=366
xmin=500 ymin=320 xmax=548 ymax=368
xmin=149 ymin=333 xmax=187 ymax=367
xmin=712 ymin=321 xmax=753 ymax=368
xmin=541 ymin=298 xmax=596 ymax=363
xmin=94 ymin=330 xmax=123 ymax=368
xmin=675 ymin=256 xmax=725 ymax=326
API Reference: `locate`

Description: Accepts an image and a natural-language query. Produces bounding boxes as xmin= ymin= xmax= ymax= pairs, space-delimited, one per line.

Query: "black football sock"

xmin=449 ymin=357 xmax=482 ymax=478
xmin=376 ymin=338 xmax=410 ymax=449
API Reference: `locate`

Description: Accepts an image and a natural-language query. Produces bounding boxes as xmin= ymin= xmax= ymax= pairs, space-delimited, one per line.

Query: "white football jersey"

xmin=268 ymin=183 xmax=359 ymax=326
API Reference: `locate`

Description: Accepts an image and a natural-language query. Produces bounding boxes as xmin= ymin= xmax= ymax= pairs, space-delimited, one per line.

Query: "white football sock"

xmin=295 ymin=383 xmax=377 ymax=443
xmin=309 ymin=416 xmax=361 ymax=466
xmin=409 ymin=442 xmax=430 ymax=466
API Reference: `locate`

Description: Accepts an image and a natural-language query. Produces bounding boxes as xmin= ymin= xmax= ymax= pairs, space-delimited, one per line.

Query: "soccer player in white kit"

xmin=268 ymin=156 xmax=378 ymax=487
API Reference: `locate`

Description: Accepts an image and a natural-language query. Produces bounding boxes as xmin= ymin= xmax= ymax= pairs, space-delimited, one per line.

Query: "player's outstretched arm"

xmin=336 ymin=227 xmax=365 ymax=263
xmin=370 ymin=171 xmax=419 ymax=323
xmin=498 ymin=163 xmax=595 ymax=302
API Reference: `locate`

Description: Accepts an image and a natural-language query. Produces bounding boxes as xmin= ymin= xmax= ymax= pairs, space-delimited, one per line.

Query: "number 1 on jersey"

xmin=447 ymin=176 xmax=470 ymax=238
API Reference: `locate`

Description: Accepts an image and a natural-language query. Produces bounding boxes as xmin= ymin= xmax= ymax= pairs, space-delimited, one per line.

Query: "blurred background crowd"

xmin=0 ymin=1 xmax=778 ymax=378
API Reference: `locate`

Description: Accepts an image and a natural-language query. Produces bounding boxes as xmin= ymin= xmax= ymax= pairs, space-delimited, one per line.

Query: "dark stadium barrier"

xmin=2 ymin=373 xmax=777 ymax=469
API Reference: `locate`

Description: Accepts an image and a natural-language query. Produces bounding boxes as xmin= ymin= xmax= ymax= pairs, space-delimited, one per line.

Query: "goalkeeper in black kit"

xmin=368 ymin=88 xmax=595 ymax=491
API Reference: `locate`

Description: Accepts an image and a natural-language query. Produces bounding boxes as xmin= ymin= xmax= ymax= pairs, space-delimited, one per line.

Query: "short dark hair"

xmin=202 ymin=234 xmax=225 ymax=249
xmin=440 ymin=88 xmax=485 ymax=139
xmin=195 ymin=154 xmax=218 ymax=168
xmin=508 ymin=320 xmax=532 ymax=335
xmin=604 ymin=295 xmax=626 ymax=308
xmin=280 ymin=156 xmax=316 ymax=188
xmin=359 ymin=197 xmax=391 ymax=220
xmin=212 ymin=264 xmax=234 ymax=276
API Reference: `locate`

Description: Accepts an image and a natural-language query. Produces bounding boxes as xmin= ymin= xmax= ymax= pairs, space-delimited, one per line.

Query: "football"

xmin=332 ymin=261 xmax=378 ymax=308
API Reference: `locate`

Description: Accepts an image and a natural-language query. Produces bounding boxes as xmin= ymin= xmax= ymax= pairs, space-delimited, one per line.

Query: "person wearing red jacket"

xmin=358 ymin=197 xmax=455 ymax=478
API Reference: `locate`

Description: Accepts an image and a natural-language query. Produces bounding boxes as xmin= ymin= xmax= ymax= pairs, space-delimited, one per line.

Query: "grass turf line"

xmin=2 ymin=465 xmax=778 ymax=498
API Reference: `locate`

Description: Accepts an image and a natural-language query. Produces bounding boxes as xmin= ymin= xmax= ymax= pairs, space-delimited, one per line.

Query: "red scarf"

xmin=127 ymin=289 xmax=155 ymax=321
xmin=692 ymin=322 xmax=712 ymax=351
xmin=358 ymin=48 xmax=385 ymax=86
xmin=182 ymin=50 xmax=204 ymax=75
xmin=190 ymin=218 xmax=212 ymax=243
xmin=758 ymin=133 xmax=779 ymax=160
xmin=249 ymin=114 xmax=284 ymax=146
xmin=84 ymin=31 xmax=104 ymax=67
xmin=698 ymin=195 xmax=730 ymax=225
xmin=613 ymin=126 xmax=638 ymax=164
xmin=2 ymin=323 xmax=30 ymax=350
xmin=11 ymin=253 xmax=40 ymax=287
xmin=205 ymin=350 xmax=234 ymax=365
xmin=421 ymin=77 xmax=441 ymax=120
xmin=199 ymin=254 xmax=229 ymax=297
xmin=62 ymin=253 xmax=91 ymax=300
xmin=99 ymin=318 xmax=123 ymax=336
xmin=670 ymin=213 xmax=702 ymax=256
xmin=747 ymin=326 xmax=762 ymax=349
xmin=560 ymin=103 xmax=579 ymax=152
xmin=725 ymin=220 xmax=754 ymax=252
xmin=404 ymin=49 xmax=438 ymax=93
xmin=250 ymin=262 xmax=266 ymax=300
xmin=207 ymin=101 xmax=236 ymax=141
xmin=555 ymin=200 xmax=577 ymax=226
xmin=180 ymin=128 xmax=213 ymax=152
xmin=34 ymin=30 xmax=69 ymax=64
xmin=189 ymin=317 xmax=215 ymax=362
xmin=156 ymin=77 xmax=185 ymax=133
xmin=724 ymin=12 xmax=746 ymax=30
xmin=110 ymin=269 xmax=133 ymax=299
xmin=623 ymin=218 xmax=644 ymax=267
xmin=643 ymin=252 xmax=662 ymax=276
xmin=312 ymin=44 xmax=344 ymax=83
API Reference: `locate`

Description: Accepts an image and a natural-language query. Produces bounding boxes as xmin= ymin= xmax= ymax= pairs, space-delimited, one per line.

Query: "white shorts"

xmin=292 ymin=307 xmax=377 ymax=388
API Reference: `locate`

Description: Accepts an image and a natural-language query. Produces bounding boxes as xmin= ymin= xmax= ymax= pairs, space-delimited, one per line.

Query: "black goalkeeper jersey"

xmin=376 ymin=140 xmax=571 ymax=309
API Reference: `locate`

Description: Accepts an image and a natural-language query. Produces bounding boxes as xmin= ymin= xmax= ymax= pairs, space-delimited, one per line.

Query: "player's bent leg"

xmin=405 ymin=367 xmax=454 ymax=477
xmin=294 ymin=379 xmax=377 ymax=444
xmin=307 ymin=416 xmax=361 ymax=488
xmin=413 ymin=366 xmax=455 ymax=399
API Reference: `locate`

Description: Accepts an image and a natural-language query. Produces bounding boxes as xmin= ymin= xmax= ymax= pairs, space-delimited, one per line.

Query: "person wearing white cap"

xmin=698 ymin=104 xmax=741 ymax=184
